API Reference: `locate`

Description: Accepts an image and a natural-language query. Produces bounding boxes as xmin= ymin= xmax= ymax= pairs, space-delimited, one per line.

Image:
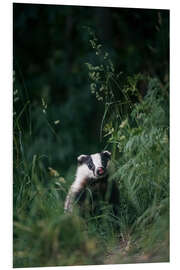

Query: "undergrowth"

xmin=13 ymin=31 xmax=169 ymax=267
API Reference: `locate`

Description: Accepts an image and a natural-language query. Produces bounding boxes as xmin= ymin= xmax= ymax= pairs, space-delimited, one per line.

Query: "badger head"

xmin=77 ymin=151 xmax=111 ymax=179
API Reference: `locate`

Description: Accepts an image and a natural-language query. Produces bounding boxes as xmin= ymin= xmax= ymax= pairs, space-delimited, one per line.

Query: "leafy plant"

xmin=86 ymin=31 xmax=169 ymax=261
xmin=13 ymin=28 xmax=169 ymax=267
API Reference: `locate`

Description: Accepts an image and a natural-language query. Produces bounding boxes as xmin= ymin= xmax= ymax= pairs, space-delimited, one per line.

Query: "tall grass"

xmin=13 ymin=33 xmax=169 ymax=267
xmin=86 ymin=31 xmax=169 ymax=262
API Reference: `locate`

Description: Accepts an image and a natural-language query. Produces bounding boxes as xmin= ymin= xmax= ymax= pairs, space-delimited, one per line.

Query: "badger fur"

xmin=64 ymin=151 xmax=119 ymax=214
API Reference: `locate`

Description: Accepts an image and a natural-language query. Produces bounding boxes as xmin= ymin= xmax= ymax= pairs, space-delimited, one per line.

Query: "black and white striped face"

xmin=77 ymin=151 xmax=111 ymax=179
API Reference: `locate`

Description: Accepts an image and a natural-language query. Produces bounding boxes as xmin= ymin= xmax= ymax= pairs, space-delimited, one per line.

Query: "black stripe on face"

xmin=86 ymin=156 xmax=95 ymax=172
xmin=100 ymin=152 xmax=111 ymax=168
xmin=78 ymin=154 xmax=95 ymax=172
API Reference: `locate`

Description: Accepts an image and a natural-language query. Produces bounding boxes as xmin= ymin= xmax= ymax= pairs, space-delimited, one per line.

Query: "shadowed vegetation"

xmin=13 ymin=4 xmax=169 ymax=267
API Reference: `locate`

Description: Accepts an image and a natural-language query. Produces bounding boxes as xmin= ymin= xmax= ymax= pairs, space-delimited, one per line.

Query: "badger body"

xmin=64 ymin=151 xmax=119 ymax=214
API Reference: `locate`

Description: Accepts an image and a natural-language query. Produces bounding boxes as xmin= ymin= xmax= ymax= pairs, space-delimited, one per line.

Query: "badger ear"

xmin=102 ymin=150 xmax=111 ymax=159
xmin=77 ymin=154 xmax=88 ymax=164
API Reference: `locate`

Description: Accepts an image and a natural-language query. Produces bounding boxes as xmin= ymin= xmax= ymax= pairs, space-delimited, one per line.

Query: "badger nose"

xmin=97 ymin=167 xmax=104 ymax=176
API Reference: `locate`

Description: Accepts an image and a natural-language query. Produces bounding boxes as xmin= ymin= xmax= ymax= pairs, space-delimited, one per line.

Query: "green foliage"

xmin=13 ymin=152 xmax=105 ymax=267
xmin=85 ymin=28 xmax=115 ymax=103
xmin=14 ymin=47 xmax=169 ymax=267
xmin=13 ymin=4 xmax=169 ymax=169
xmin=13 ymin=72 xmax=118 ymax=267
xmin=105 ymin=77 xmax=169 ymax=223
xmin=13 ymin=5 xmax=169 ymax=267
xmin=86 ymin=34 xmax=169 ymax=262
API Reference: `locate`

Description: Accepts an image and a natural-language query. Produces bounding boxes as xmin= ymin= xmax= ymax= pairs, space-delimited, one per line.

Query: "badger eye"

xmin=88 ymin=161 xmax=95 ymax=171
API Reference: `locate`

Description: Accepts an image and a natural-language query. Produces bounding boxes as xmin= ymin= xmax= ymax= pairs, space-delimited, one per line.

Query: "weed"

xmin=13 ymin=31 xmax=169 ymax=267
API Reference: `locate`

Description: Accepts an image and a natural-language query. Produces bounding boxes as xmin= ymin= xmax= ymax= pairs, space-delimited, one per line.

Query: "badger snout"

xmin=96 ymin=167 xmax=105 ymax=176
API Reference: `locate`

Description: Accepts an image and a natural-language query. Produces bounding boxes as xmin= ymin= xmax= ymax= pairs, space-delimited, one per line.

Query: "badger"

xmin=64 ymin=150 xmax=119 ymax=215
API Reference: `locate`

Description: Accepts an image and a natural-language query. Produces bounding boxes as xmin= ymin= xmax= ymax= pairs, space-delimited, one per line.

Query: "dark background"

xmin=13 ymin=3 xmax=169 ymax=173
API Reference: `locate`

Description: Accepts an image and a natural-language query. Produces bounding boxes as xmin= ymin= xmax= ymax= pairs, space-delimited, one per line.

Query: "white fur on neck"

xmin=72 ymin=164 xmax=93 ymax=191
xmin=64 ymin=164 xmax=92 ymax=213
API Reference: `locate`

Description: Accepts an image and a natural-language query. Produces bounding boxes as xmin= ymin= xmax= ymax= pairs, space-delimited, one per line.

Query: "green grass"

xmin=13 ymin=34 xmax=169 ymax=267
xmin=13 ymin=155 xmax=117 ymax=267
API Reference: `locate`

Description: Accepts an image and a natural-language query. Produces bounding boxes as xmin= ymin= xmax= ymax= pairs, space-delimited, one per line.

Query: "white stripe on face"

xmin=91 ymin=153 xmax=102 ymax=170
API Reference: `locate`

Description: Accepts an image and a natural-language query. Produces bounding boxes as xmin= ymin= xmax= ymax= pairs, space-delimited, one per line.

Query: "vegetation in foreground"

xmin=13 ymin=29 xmax=169 ymax=267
